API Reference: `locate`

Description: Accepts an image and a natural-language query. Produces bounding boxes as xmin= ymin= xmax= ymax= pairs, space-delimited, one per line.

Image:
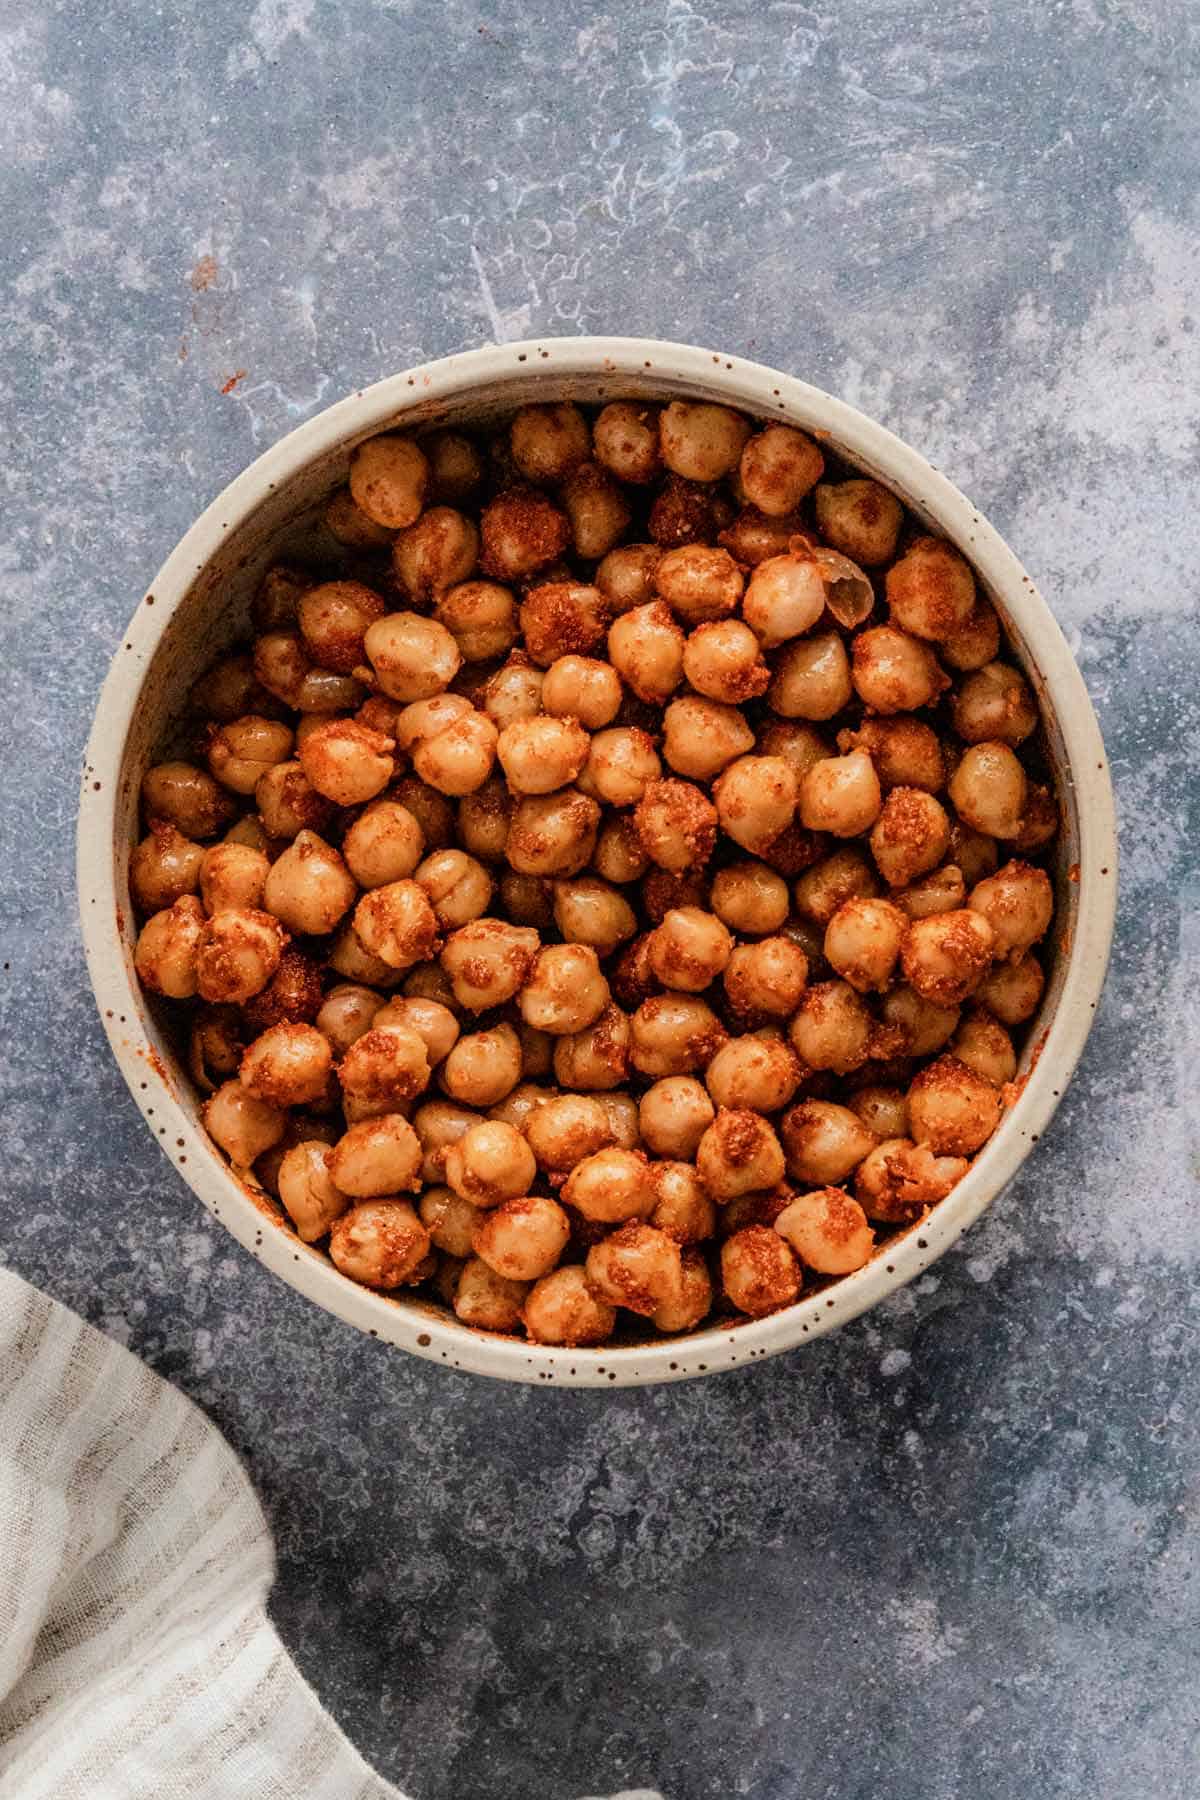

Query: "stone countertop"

xmin=3 ymin=3 xmax=1198 ymax=1796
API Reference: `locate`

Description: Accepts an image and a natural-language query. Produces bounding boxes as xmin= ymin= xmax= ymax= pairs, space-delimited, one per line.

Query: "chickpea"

xmin=839 ymin=717 xmax=946 ymax=793
xmin=880 ymin=984 xmax=959 ymax=1057
xmin=597 ymin=1091 xmax=641 ymax=1151
xmin=413 ymin=1099 xmax=480 ymax=1183
xmin=721 ymin=1226 xmax=802 ymax=1318
xmin=593 ymin=814 xmax=651 ymax=885
xmin=646 ymin=1163 xmax=715 ymax=1247
xmin=1012 ymin=784 xmax=1059 ymax=855
xmin=952 ymin=662 xmax=1038 ymax=748
xmin=885 ymin=537 xmax=976 ymax=641
xmin=900 ymin=909 xmax=995 ymax=1007
xmin=203 ymin=1078 xmax=287 ymax=1166
xmin=822 ymin=897 xmax=905 ymax=994
xmin=647 ymin=907 xmax=733 ymax=993
xmin=659 ymin=401 xmax=751 ymax=482
xmin=659 ymin=696 xmax=752 ymax=784
xmin=240 ymin=947 xmax=323 ymax=1035
xmin=353 ymin=878 xmax=439 ymax=970
xmin=453 ymin=1256 xmax=529 ymax=1329
xmin=742 ymin=550 xmax=825 ymax=647
xmin=327 ymin=922 xmax=405 ymax=989
xmin=444 ymin=1119 xmax=537 ymax=1208
xmin=649 ymin=473 xmax=729 ymax=547
xmin=696 ymin=1108 xmax=786 ymax=1200
xmin=194 ymin=906 xmax=287 ymax=1004
xmin=191 ymin=651 xmax=277 ymax=723
xmin=188 ymin=1005 xmax=247 ymax=1092
xmin=722 ymin=938 xmax=809 ymax=1022
xmin=339 ymin=1023 xmax=431 ymax=1106
xmin=419 ymin=1185 xmax=481 ymax=1258
xmin=251 ymin=631 xmax=308 ymax=709
xmin=205 ymin=716 xmax=294 ymax=798
xmin=262 ymin=831 xmax=357 ymax=936
xmin=576 ymin=728 xmax=660 ymax=809
xmin=561 ymin=461 xmax=632 ymax=559
xmin=950 ymin=1009 xmax=1017 ymax=1088
xmin=948 ymin=821 xmax=1000 ymax=888
xmin=813 ymin=478 xmax=904 ymax=566
xmin=479 ymin=488 xmax=571 ymax=583
xmin=585 ymin=1223 xmax=685 ymax=1317
xmin=706 ymin=865 xmax=785 ymax=938
xmin=525 ymin=1093 xmax=614 ymax=1174
xmin=516 ymin=1018 xmax=554 ymax=1080
xmin=440 ymin=917 xmax=539 ymax=1011
xmin=517 ymin=943 xmax=609 ymax=1036
xmin=253 ymin=762 xmax=331 ymax=841
xmin=363 ymin=613 xmax=461 ymax=702
xmin=501 ymin=871 xmax=554 ymax=930
xmin=713 ymin=755 xmax=798 ymax=856
xmin=969 ymin=860 xmax=1054 ymax=958
xmin=342 ymin=801 xmax=425 ymax=889
xmin=638 ymin=869 xmax=706 ymax=925
xmin=788 ymin=980 xmax=872 ymax=1074
xmin=402 ymin=962 xmax=458 ymax=1009
xmin=734 ymin=422 xmax=823 ymax=514
xmin=719 ymin=505 xmax=808 ymax=566
xmin=869 ymin=786 xmax=951 ymax=887
xmin=134 ymin=895 xmax=205 ymax=998
xmin=682 ymin=619 xmax=769 ymax=705
xmin=774 ymin=1186 xmax=874 ymax=1275
xmin=519 ymin=581 xmax=609 ymax=668
xmin=847 ymin=1085 xmax=909 ymax=1140
xmin=798 ymin=750 xmax=882 ymax=838
xmin=718 ymin=1190 xmax=793 ymax=1238
xmin=654 ymin=544 xmax=743 ymax=625
xmin=296 ymin=580 xmax=386 ymax=676
xmin=457 ymin=777 xmax=514 ymax=863
xmin=407 ymin=848 xmax=490 ymax=931
xmin=330 ymin=1198 xmax=431 ymax=1288
xmin=276 ymin=1141 xmax=350 ymax=1242
xmin=705 ymin=1032 xmax=801 ymax=1112
xmin=199 ymin=842 xmax=268 ymax=914
xmin=522 ymin=1265 xmax=617 ymax=1346
xmin=941 ymin=597 xmax=1002 ymax=672
xmin=633 ymin=779 xmax=717 ymax=874
xmin=324 ymin=486 xmax=395 ymax=549
xmin=506 ymin=788 xmax=600 ymax=877
xmin=295 ymin=719 xmax=393 ymax=808
xmin=780 ymin=1097 xmax=876 ymax=1185
xmin=630 ymin=994 xmax=726 ymax=1077
xmin=394 ymin=694 xmax=470 ymax=754
xmin=595 ymin=542 xmax=662 ymax=613
xmin=391 ymin=507 xmax=479 ymax=604
xmin=496 ymin=715 xmax=590 ymax=797
xmin=977 ymin=951 xmax=1044 ymax=1025
xmin=607 ymin=601 xmax=685 ymax=702
xmin=130 ymin=823 xmax=205 ymax=914
xmin=474 ymin=1196 xmax=570 ymax=1283
xmin=855 ymin=1137 xmax=968 ymax=1222
xmin=895 ymin=863 xmax=968 ymax=920
xmin=483 ymin=655 xmax=545 ymax=731
xmin=141 ymin=760 xmax=235 ymax=839
xmin=432 ymin=579 xmax=517 ymax=664
xmin=252 ymin=566 xmax=309 ymax=635
xmin=908 ymin=1054 xmax=1001 ymax=1155
xmin=389 ymin=776 xmax=456 ymax=851
xmin=593 ymin=401 xmax=663 ymax=485
xmin=768 ymin=631 xmax=853 ymax=720
xmin=509 ymin=401 xmax=590 ymax=482
xmin=425 ymin=429 xmax=484 ymax=504
xmin=637 ymin=1076 xmax=714 ymax=1160
xmin=851 ymin=625 xmax=949 ymax=713
xmin=316 ymin=984 xmax=384 ymax=1056
xmin=440 ymin=1021 xmax=522 ymax=1107
xmin=222 ymin=815 xmax=274 ymax=856
xmin=536 ymin=659 xmax=619 ymax=733
xmin=793 ymin=849 xmax=877 ymax=927
xmin=651 ymin=1247 xmax=713 ymax=1332
xmin=545 ymin=879 xmax=631 ymax=957
xmin=348 ymin=433 xmax=430 ymax=529
xmin=238 ymin=1022 xmax=331 ymax=1107
xmin=414 ymin=710 xmax=500 ymax=798
xmin=373 ymin=996 xmax=460 ymax=1066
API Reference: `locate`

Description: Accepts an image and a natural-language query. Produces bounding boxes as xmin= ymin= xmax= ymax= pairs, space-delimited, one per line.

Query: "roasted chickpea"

xmin=969 ymin=860 xmax=1054 ymax=958
xmin=194 ymin=906 xmax=287 ymax=1004
xmin=425 ymin=429 xmax=484 ymax=504
xmin=885 ymin=537 xmax=976 ymax=641
xmin=894 ymin=863 xmax=968 ymax=920
xmin=780 ymin=1098 xmax=877 ymax=1186
xmin=774 ymin=1186 xmax=874 ymax=1275
xmin=723 ymin=938 xmax=810 ymax=1021
xmin=199 ymin=842 xmax=269 ymax=914
xmin=206 ymin=716 xmax=294 ymax=797
xmin=440 ymin=1021 xmax=522 ymax=1107
xmin=593 ymin=401 xmax=663 ymax=485
xmin=141 ymin=760 xmax=235 ymax=839
xmin=661 ymin=695 xmax=754 ymax=782
xmin=823 ymin=897 xmax=907 ymax=993
xmin=880 ymin=985 xmax=960 ymax=1057
xmin=798 ymin=750 xmax=882 ymax=838
xmin=316 ymin=984 xmax=383 ymax=1056
xmin=391 ymin=507 xmax=479 ymax=604
xmin=847 ymin=1085 xmax=909 ymax=1140
xmin=577 ymin=728 xmax=661 ymax=808
xmin=526 ymin=1093 xmax=614 ymax=1174
xmin=648 ymin=907 xmax=733 ymax=993
xmin=496 ymin=715 xmax=591 ymax=796
xmin=473 ymin=1195 xmax=570 ymax=1283
xmin=585 ymin=1223 xmax=685 ymax=1316
xmin=719 ymin=504 xmax=808 ymax=566
xmin=330 ymin=1198 xmax=431 ymax=1287
xmin=855 ymin=1137 xmax=968 ymax=1222
xmin=644 ymin=1164 xmax=714 ymax=1247
xmin=651 ymin=1246 xmax=713 ymax=1332
xmin=443 ymin=1118 xmax=537 ymax=1209
xmin=721 ymin=1226 xmax=801 ymax=1317
xmin=654 ymin=544 xmax=743 ymax=624
xmin=735 ymin=422 xmax=822 ymax=513
xmin=327 ymin=1113 xmax=424 ymax=1200
xmin=851 ymin=625 xmax=949 ymax=713
xmin=607 ymin=601 xmax=685 ymax=702
xmin=440 ymin=917 xmax=539 ymax=1011
xmin=839 ymin=717 xmax=946 ymax=793
xmin=418 ymin=1185 xmax=481 ymax=1258
xmin=130 ymin=823 xmax=205 ymax=914
xmin=253 ymin=761 xmax=331 ymax=841
xmin=203 ymin=1078 xmax=287 ymax=1166
xmin=813 ymin=478 xmax=904 ymax=566
xmin=363 ymin=613 xmax=461 ymax=703
xmin=640 ymin=869 xmax=709 ymax=925
xmin=950 ymin=1009 xmax=1017 ymax=1087
xmin=326 ymin=922 xmax=404 ymax=989
xmin=324 ymin=486 xmax=395 ymax=549
xmin=712 ymin=756 xmax=798 ymax=856
xmin=649 ymin=473 xmax=729 ymax=546
xmin=500 ymin=871 xmax=554 ymax=931
xmin=540 ymin=655 xmax=622 ymax=729
xmin=768 ymin=631 xmax=853 ymax=720
xmin=262 ymin=831 xmax=357 ymax=936
xmin=296 ymin=718 xmax=394 ymax=808
xmin=707 ymin=863 xmax=786 ymax=936
xmin=908 ymin=1055 xmax=1001 ymax=1155
xmin=523 ymin=1265 xmax=617 ymax=1345
xmin=705 ymin=1032 xmax=801 ymax=1112
xmin=412 ymin=1099 xmax=480 ymax=1183
xmin=412 ymin=711 xmax=499 ymax=798
xmin=349 ymin=433 xmax=430 ymax=529
xmin=297 ymin=580 xmax=387 ymax=675
xmin=551 ymin=876 xmax=636 ymax=954
xmin=635 ymin=1077 xmax=714 ymax=1161
xmin=660 ymin=401 xmax=751 ymax=482
xmin=593 ymin=814 xmax=651 ymax=885
xmin=339 ymin=1023 xmax=431 ymax=1106
xmin=402 ymin=962 xmax=458 ymax=1009
xmin=977 ymin=952 xmax=1044 ymax=1025
xmin=389 ymin=776 xmax=456 ymax=851
xmin=788 ymin=980 xmax=872 ymax=1074
xmin=222 ymin=815 xmax=274 ymax=855
xmin=239 ymin=1022 xmax=331 ymax=1107
xmin=251 ymin=632 xmax=311 ymax=709
xmin=561 ymin=462 xmax=632 ymax=559
xmin=696 ymin=1108 xmax=786 ymax=1200
xmin=1011 ymin=784 xmax=1059 ymax=855
xmin=274 ymin=1140 xmax=348 ymax=1242
xmin=869 ymin=786 xmax=952 ymax=887
xmin=510 ymin=401 xmax=590 ymax=482
xmin=188 ymin=1005 xmax=248 ymax=1092
xmin=519 ymin=581 xmax=609 ymax=668
xmin=595 ymin=542 xmax=662 ymax=613
xmin=483 ymin=655 xmax=545 ymax=731
xmin=629 ymin=994 xmax=726 ymax=1077
xmin=352 ymin=878 xmax=439 ymax=971
xmin=453 ymin=1256 xmax=529 ymax=1329
xmin=793 ymin=849 xmax=876 ymax=927
xmin=191 ymin=651 xmax=277 ymax=723
xmin=553 ymin=1004 xmax=631 ymax=1091
xmin=520 ymin=943 xmax=610 ymax=1035
xmin=941 ymin=597 xmax=1003 ymax=672
xmin=134 ymin=895 xmax=205 ymax=998
xmin=948 ymin=821 xmax=1000 ymax=888
xmin=506 ymin=788 xmax=600 ymax=877
xmin=634 ymin=779 xmax=718 ymax=874
xmin=900 ymin=909 xmax=995 ymax=1007
xmin=373 ymin=996 xmax=460 ymax=1067
xmin=741 ymin=549 xmax=824 ymax=646
xmin=457 ymin=777 xmax=514 ymax=863
xmin=434 ymin=579 xmax=517 ymax=662
xmin=252 ymin=564 xmax=311 ymax=634
xmin=412 ymin=848 xmax=492 ymax=930
xmin=682 ymin=619 xmax=769 ymax=705
xmin=342 ymin=801 xmax=425 ymax=889
xmin=952 ymin=662 xmax=1039 ymax=748
xmin=480 ymin=489 xmax=571 ymax=583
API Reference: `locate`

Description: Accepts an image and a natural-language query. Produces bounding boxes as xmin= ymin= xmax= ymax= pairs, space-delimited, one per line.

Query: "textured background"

xmin=4 ymin=2 xmax=1199 ymax=1796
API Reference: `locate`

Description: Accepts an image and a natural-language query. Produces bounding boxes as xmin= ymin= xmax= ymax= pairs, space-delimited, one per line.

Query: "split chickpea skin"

xmin=133 ymin=394 xmax=1061 ymax=1345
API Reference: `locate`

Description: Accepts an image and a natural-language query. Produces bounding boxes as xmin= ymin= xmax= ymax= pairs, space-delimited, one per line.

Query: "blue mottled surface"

xmin=3 ymin=3 xmax=1199 ymax=1796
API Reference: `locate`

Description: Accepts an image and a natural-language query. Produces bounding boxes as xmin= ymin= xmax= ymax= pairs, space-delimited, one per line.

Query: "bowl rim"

xmin=77 ymin=334 xmax=1118 ymax=1387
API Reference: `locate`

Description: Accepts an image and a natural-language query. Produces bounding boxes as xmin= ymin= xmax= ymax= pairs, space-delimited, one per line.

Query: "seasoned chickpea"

xmin=349 ymin=433 xmax=430 ymax=529
xmin=434 ymin=579 xmax=517 ymax=662
xmin=142 ymin=760 xmax=235 ymax=839
xmin=506 ymin=788 xmax=600 ymax=877
xmin=595 ymin=542 xmax=662 ymax=613
xmin=632 ymin=780 xmax=716 ymax=875
xmin=276 ymin=1141 xmax=349 ymax=1242
xmin=847 ymin=1085 xmax=909 ymax=1140
xmin=349 ymin=878 xmax=438 ymax=972
xmin=562 ymin=1146 xmax=658 ymax=1227
xmin=661 ymin=695 xmax=754 ymax=782
xmin=222 ymin=815 xmax=274 ymax=855
xmin=839 ymin=717 xmax=945 ymax=793
xmin=768 ymin=631 xmax=853 ymax=720
xmin=440 ymin=1021 xmax=522 ymax=1107
xmin=425 ymin=429 xmax=484 ymax=504
xmin=649 ymin=473 xmax=729 ymax=546
xmin=900 ymin=909 xmax=995 ymax=1007
xmin=949 ymin=742 xmax=1029 ymax=839
xmin=191 ymin=651 xmax=276 ymax=723
xmin=851 ymin=625 xmax=949 ymax=713
xmin=651 ymin=1247 xmax=713 ymax=1332
xmin=607 ymin=601 xmax=685 ymax=702
xmin=316 ymin=984 xmax=383 ymax=1056
xmin=948 ymin=821 xmax=1000 ymax=888
xmin=977 ymin=951 xmax=1044 ymax=1024
xmin=638 ymin=1076 xmax=715 ymax=1159
xmin=412 ymin=710 xmax=499 ymax=797
xmin=297 ymin=718 xmax=394 ymax=807
xmin=390 ymin=776 xmax=456 ymax=851
xmin=327 ymin=1113 xmax=423 ymax=1197
xmin=510 ymin=401 xmax=590 ymax=482
xmin=788 ymin=980 xmax=872 ymax=1074
xmin=523 ymin=1265 xmax=616 ymax=1345
xmin=413 ymin=1099 xmax=480 ymax=1183
xmin=402 ymin=962 xmax=458 ymax=1010
xmin=1012 ymin=784 xmax=1059 ymax=854
xmin=908 ymin=1055 xmax=1001 ymax=1155
xmin=482 ymin=655 xmax=545 ymax=731
xmin=419 ymin=1185 xmax=481 ymax=1258
xmin=240 ymin=946 xmax=323 ymax=1032
xmin=585 ymin=1223 xmax=684 ymax=1317
xmin=251 ymin=631 xmax=309 ymax=708
xmin=297 ymin=581 xmax=387 ymax=675
xmin=540 ymin=655 xmax=622 ymax=729
xmin=593 ymin=814 xmax=650 ymax=885
xmin=713 ymin=756 xmax=797 ymax=856
xmin=240 ymin=1022 xmax=331 ymax=1107
xmin=444 ymin=1118 xmax=537 ymax=1209
xmin=254 ymin=761 xmax=332 ymax=840
xmin=206 ymin=716 xmax=294 ymax=797
xmin=794 ymin=849 xmax=878 ymax=927
xmin=396 ymin=693 xmax=471 ymax=754
xmin=516 ymin=1018 xmax=554 ymax=1080
xmin=593 ymin=401 xmax=663 ymax=485
xmin=654 ymin=544 xmax=743 ymax=624
xmin=342 ymin=801 xmax=424 ymax=889
xmin=453 ymin=1257 xmax=529 ymax=1329
xmin=813 ymin=478 xmax=904 ymax=565
xmin=326 ymin=922 xmax=404 ymax=988
xmin=373 ymin=996 xmax=460 ymax=1066
xmin=330 ymin=1199 xmax=431 ymax=1287
xmin=738 ymin=423 xmax=823 ymax=514
xmin=203 ymin=1078 xmax=286 ymax=1166
xmin=824 ymin=897 xmax=907 ymax=993
xmin=723 ymin=938 xmax=810 ymax=1021
xmin=886 ymin=538 xmax=976 ymax=641
xmin=950 ymin=1009 xmax=1017 ymax=1087
xmin=630 ymin=994 xmax=726 ymax=1077
xmin=561 ymin=462 xmax=631 ymax=559
xmin=646 ymin=1163 xmax=715 ymax=1246
xmin=721 ymin=1226 xmax=801 ymax=1317
xmin=324 ymin=486 xmax=395 ymax=548
xmin=195 ymin=906 xmax=287 ymax=1004
xmin=392 ymin=506 xmax=479 ymax=603
xmin=519 ymin=582 xmax=609 ymax=668
xmin=497 ymin=715 xmax=590 ymax=795
xmin=134 ymin=895 xmax=205 ymax=998
xmin=188 ymin=1005 xmax=247 ymax=1091
xmin=648 ymin=907 xmax=733 ymax=993
xmin=798 ymin=750 xmax=882 ymax=838
xmin=952 ymin=662 xmax=1038 ymax=747
xmin=131 ymin=823 xmax=205 ymax=914
xmin=252 ymin=564 xmax=311 ymax=634
xmin=519 ymin=944 xmax=610 ymax=1035
xmin=969 ymin=860 xmax=1054 ymax=958
xmin=553 ymin=1005 xmax=632 ymax=1091
xmin=780 ymin=1098 xmax=877 ymax=1186
xmin=597 ymin=1091 xmax=640 ymax=1151
xmin=263 ymin=831 xmax=357 ymax=936
xmin=742 ymin=550 xmax=826 ymax=646
xmin=719 ymin=504 xmax=807 ymax=566
xmin=199 ymin=842 xmax=268 ymax=914
xmin=480 ymin=489 xmax=571 ymax=583
xmin=942 ymin=597 xmax=1002 ymax=671
xmin=413 ymin=849 xmax=492 ymax=929
xmin=440 ymin=917 xmax=539 ymax=1011
xmin=696 ymin=1108 xmax=786 ymax=1200
xmin=363 ymin=613 xmax=461 ymax=703
xmin=525 ymin=1093 xmax=613 ymax=1174
xmin=640 ymin=869 xmax=709 ymax=925
xmin=547 ymin=877 xmax=633 ymax=954
xmin=457 ymin=777 xmax=514 ymax=862
xmin=855 ymin=1137 xmax=968 ymax=1221
xmin=894 ymin=863 xmax=968 ymax=920
xmin=682 ymin=619 xmax=769 ymax=705
xmin=339 ymin=1024 xmax=430 ymax=1106
xmin=709 ymin=863 xmax=787 ymax=936
xmin=869 ymin=786 xmax=951 ymax=887
xmin=880 ymin=984 xmax=960 ymax=1057
xmin=501 ymin=872 xmax=554 ymax=930
xmin=705 ymin=1032 xmax=801 ymax=1112
xmin=577 ymin=728 xmax=660 ymax=808
xmin=474 ymin=1196 xmax=570 ymax=1282
xmin=660 ymin=401 xmax=751 ymax=482
xmin=774 ymin=1186 xmax=874 ymax=1275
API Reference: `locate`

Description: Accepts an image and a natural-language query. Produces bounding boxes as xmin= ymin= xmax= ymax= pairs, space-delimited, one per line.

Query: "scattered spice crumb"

xmin=190 ymin=255 xmax=218 ymax=291
xmin=220 ymin=370 xmax=247 ymax=395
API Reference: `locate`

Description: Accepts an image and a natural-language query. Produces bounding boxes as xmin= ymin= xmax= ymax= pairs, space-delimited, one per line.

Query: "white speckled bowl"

xmin=77 ymin=337 xmax=1117 ymax=1386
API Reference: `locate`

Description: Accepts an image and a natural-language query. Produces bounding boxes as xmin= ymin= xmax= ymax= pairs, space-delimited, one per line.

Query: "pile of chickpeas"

xmin=130 ymin=393 xmax=1058 ymax=1348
